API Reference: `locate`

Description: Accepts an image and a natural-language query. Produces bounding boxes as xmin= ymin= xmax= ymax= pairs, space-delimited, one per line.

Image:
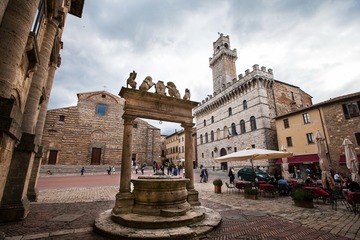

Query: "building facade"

xmin=275 ymin=92 xmax=360 ymax=178
xmin=0 ymin=0 xmax=85 ymax=222
xmin=165 ymin=127 xmax=197 ymax=169
xmin=193 ymin=34 xmax=312 ymax=172
xmin=41 ymin=91 xmax=162 ymax=166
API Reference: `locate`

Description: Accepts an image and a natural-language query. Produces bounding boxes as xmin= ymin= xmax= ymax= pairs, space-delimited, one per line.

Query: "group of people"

xmin=107 ymin=166 xmax=115 ymax=175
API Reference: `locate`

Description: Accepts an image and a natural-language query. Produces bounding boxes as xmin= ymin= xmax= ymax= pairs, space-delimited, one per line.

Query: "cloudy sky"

xmin=50 ymin=0 xmax=360 ymax=135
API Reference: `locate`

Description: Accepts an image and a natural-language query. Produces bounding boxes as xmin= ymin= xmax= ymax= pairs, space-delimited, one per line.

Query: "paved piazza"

xmin=0 ymin=173 xmax=359 ymax=239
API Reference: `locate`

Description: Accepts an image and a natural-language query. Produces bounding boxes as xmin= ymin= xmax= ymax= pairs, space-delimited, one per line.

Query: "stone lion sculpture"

xmin=155 ymin=81 xmax=166 ymax=95
xmin=166 ymin=82 xmax=181 ymax=99
xmin=139 ymin=76 xmax=155 ymax=91
xmin=183 ymin=88 xmax=191 ymax=100
xmin=126 ymin=70 xmax=137 ymax=89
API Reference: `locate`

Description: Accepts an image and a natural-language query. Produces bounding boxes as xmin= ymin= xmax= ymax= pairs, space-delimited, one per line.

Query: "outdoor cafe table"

xmin=235 ymin=181 xmax=252 ymax=191
xmin=303 ymin=186 xmax=330 ymax=199
xmin=258 ymin=183 xmax=274 ymax=191
xmin=346 ymin=191 xmax=360 ymax=207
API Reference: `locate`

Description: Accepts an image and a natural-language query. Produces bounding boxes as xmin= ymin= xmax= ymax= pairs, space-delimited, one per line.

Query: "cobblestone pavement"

xmin=0 ymin=175 xmax=359 ymax=240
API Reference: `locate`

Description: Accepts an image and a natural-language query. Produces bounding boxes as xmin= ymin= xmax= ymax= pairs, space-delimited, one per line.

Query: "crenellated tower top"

xmin=209 ymin=33 xmax=237 ymax=93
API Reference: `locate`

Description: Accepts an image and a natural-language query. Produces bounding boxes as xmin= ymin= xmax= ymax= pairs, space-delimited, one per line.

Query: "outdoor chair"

xmin=263 ymin=185 xmax=278 ymax=198
xmin=277 ymin=184 xmax=289 ymax=196
xmin=329 ymin=187 xmax=351 ymax=211
xmin=352 ymin=193 xmax=360 ymax=214
xmin=225 ymin=182 xmax=236 ymax=193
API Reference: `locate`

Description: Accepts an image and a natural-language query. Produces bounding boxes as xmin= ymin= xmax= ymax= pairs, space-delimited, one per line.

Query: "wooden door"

xmin=91 ymin=148 xmax=101 ymax=165
xmin=48 ymin=150 xmax=58 ymax=165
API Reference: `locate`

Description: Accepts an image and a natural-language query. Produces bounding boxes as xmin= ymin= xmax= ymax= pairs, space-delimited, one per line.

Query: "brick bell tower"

xmin=209 ymin=33 xmax=238 ymax=93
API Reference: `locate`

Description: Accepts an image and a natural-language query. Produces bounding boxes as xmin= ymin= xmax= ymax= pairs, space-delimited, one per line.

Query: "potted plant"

xmin=213 ymin=178 xmax=223 ymax=193
xmin=291 ymin=189 xmax=314 ymax=208
xmin=244 ymin=187 xmax=259 ymax=200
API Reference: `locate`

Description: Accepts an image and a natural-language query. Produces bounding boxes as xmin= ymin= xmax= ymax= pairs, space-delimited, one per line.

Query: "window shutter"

xmin=342 ymin=104 xmax=350 ymax=119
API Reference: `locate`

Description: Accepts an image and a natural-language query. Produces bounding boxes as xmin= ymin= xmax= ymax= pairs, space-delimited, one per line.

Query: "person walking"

xmin=80 ymin=167 xmax=85 ymax=176
xmin=228 ymin=167 xmax=235 ymax=184
xmin=200 ymin=168 xmax=208 ymax=183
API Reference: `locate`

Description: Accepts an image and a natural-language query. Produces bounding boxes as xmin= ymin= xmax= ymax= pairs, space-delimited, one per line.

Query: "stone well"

xmin=130 ymin=176 xmax=191 ymax=217
xmin=94 ymin=175 xmax=221 ymax=239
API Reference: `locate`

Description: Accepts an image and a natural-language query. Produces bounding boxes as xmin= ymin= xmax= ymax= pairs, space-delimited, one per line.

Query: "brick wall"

xmin=41 ymin=91 xmax=161 ymax=166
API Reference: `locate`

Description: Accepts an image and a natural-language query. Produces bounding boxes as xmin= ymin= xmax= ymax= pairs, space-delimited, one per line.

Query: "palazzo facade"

xmin=193 ymin=34 xmax=312 ymax=172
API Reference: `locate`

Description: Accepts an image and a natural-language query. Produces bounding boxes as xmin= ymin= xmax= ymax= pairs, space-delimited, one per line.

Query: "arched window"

xmin=250 ymin=116 xmax=257 ymax=131
xmin=240 ymin=120 xmax=246 ymax=133
xmin=211 ymin=131 xmax=214 ymax=142
xmin=243 ymin=100 xmax=247 ymax=110
xmin=216 ymin=128 xmax=221 ymax=140
xmin=223 ymin=126 xmax=228 ymax=139
xmin=203 ymin=119 xmax=206 ymax=126
xmin=211 ymin=116 xmax=214 ymax=123
xmin=205 ymin=132 xmax=209 ymax=143
xmin=231 ymin=123 xmax=237 ymax=136
xmin=200 ymin=134 xmax=203 ymax=144
xmin=228 ymin=107 xmax=232 ymax=116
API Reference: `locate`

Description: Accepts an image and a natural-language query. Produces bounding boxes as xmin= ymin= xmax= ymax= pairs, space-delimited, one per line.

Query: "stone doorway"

xmin=48 ymin=150 xmax=58 ymax=165
xmin=91 ymin=148 xmax=101 ymax=165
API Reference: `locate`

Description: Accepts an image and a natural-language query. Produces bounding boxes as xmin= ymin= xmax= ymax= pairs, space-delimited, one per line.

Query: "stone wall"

xmin=321 ymin=95 xmax=360 ymax=172
xmin=41 ymin=91 xmax=161 ymax=166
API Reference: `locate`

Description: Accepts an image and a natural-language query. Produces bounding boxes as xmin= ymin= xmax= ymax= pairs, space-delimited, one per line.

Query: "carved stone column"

xmin=27 ymin=62 xmax=57 ymax=202
xmin=182 ymin=122 xmax=200 ymax=206
xmin=112 ymin=116 xmax=135 ymax=214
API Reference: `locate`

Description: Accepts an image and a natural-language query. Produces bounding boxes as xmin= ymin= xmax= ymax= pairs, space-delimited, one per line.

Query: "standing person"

xmin=173 ymin=166 xmax=178 ymax=176
xmin=141 ymin=163 xmax=146 ymax=174
xmin=228 ymin=167 xmax=235 ymax=184
xmin=112 ymin=166 xmax=115 ymax=173
xmin=135 ymin=164 xmax=138 ymax=174
xmin=153 ymin=161 xmax=157 ymax=173
xmin=107 ymin=166 xmax=111 ymax=175
xmin=203 ymin=168 xmax=208 ymax=183
xmin=80 ymin=167 xmax=85 ymax=176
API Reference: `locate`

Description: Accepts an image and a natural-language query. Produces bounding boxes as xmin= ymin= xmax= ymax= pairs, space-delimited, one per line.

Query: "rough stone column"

xmin=0 ymin=0 xmax=39 ymax=215
xmin=0 ymin=0 xmax=10 ymax=22
xmin=0 ymin=0 xmax=39 ymax=97
xmin=28 ymin=63 xmax=58 ymax=202
xmin=22 ymin=18 xmax=59 ymax=134
xmin=0 ymin=18 xmax=59 ymax=222
xmin=182 ymin=122 xmax=200 ymax=206
xmin=112 ymin=116 xmax=135 ymax=214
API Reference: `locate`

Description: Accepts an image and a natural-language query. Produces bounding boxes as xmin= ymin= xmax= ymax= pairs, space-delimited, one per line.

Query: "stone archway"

xmin=220 ymin=148 xmax=228 ymax=170
xmin=112 ymin=87 xmax=201 ymax=213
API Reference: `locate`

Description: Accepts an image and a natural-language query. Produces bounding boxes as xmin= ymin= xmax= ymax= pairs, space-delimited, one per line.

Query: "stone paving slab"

xmin=0 ymin=181 xmax=359 ymax=239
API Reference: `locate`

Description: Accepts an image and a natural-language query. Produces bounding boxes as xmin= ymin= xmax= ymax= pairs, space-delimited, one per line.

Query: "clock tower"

xmin=209 ymin=34 xmax=237 ymax=93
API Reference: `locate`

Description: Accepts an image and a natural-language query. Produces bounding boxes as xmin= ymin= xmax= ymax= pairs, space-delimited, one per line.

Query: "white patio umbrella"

xmin=343 ymin=138 xmax=360 ymax=183
xmin=315 ymin=131 xmax=335 ymax=190
xmin=281 ymin=145 xmax=290 ymax=181
xmin=215 ymin=148 xmax=293 ymax=168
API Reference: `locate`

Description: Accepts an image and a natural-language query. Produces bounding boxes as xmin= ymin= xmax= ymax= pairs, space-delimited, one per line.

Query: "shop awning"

xmin=339 ymin=154 xmax=360 ymax=165
xmin=276 ymin=154 xmax=319 ymax=164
